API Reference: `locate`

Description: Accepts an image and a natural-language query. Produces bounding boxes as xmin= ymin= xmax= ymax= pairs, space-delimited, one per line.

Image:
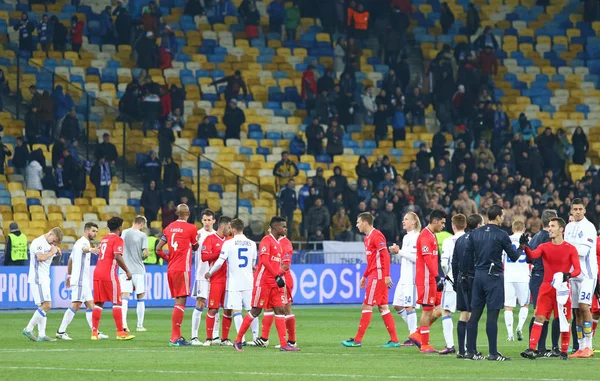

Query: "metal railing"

xmin=13 ymin=53 xmax=279 ymax=220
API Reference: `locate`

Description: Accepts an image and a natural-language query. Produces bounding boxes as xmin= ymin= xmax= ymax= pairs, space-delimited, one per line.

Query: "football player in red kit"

xmin=341 ymin=213 xmax=400 ymax=348
xmin=590 ymin=237 xmax=600 ymax=337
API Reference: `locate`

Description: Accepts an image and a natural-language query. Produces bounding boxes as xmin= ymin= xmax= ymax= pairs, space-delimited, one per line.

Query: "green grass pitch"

xmin=0 ymin=306 xmax=598 ymax=380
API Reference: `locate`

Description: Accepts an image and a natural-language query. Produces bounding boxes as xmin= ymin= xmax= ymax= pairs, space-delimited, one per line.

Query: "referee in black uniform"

xmin=464 ymin=205 xmax=526 ymax=361
xmin=452 ymin=214 xmax=484 ymax=358
xmin=527 ymin=209 xmax=558 ymax=357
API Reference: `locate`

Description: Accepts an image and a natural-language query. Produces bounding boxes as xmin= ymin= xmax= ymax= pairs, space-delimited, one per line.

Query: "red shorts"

xmin=208 ymin=281 xmax=226 ymax=309
xmin=252 ymin=284 xmax=287 ymax=308
xmin=591 ymin=293 xmax=600 ymax=314
xmin=535 ymin=283 xmax=572 ymax=320
xmin=285 ymin=273 xmax=293 ymax=304
xmin=168 ymin=270 xmax=191 ymax=298
xmin=364 ymin=277 xmax=389 ymax=306
xmin=93 ymin=279 xmax=121 ymax=304
xmin=417 ymin=281 xmax=437 ymax=306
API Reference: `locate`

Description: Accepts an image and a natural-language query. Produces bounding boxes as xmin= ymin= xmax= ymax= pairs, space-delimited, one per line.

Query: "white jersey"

xmin=503 ymin=233 xmax=529 ymax=282
xmin=28 ymin=235 xmax=55 ymax=285
xmin=70 ymin=236 xmax=92 ymax=287
xmin=565 ymin=217 xmax=598 ymax=280
xmin=399 ymin=230 xmax=419 ymax=284
xmin=220 ymin=234 xmax=257 ymax=292
xmin=441 ymin=231 xmax=465 ymax=282
xmin=195 ymin=228 xmax=215 ymax=279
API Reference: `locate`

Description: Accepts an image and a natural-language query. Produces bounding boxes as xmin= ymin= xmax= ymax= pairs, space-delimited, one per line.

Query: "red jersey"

xmin=363 ymin=228 xmax=390 ymax=280
xmin=162 ymin=219 xmax=198 ymax=272
xmin=94 ymin=234 xmax=124 ymax=282
xmin=201 ymin=233 xmax=229 ymax=283
xmin=255 ymin=234 xmax=283 ymax=288
xmin=416 ymin=227 xmax=439 ymax=285
xmin=525 ymin=241 xmax=581 ymax=283
xmin=597 ymin=237 xmax=600 ymax=276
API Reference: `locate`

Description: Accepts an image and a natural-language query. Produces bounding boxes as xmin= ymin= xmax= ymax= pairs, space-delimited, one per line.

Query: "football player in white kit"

xmin=565 ymin=198 xmax=598 ymax=358
xmin=190 ymin=209 xmax=220 ymax=345
xmin=205 ymin=218 xmax=258 ymax=344
xmin=503 ymin=220 xmax=530 ymax=342
xmin=119 ymin=216 xmax=149 ymax=332
xmin=23 ymin=227 xmax=63 ymax=342
xmin=56 ymin=223 xmax=109 ymax=340
xmin=389 ymin=212 xmax=421 ymax=346
xmin=437 ymin=214 xmax=467 ymax=355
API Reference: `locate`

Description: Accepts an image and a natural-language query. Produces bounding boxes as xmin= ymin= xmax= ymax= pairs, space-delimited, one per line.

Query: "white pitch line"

xmin=0 ymin=366 xmax=594 ymax=381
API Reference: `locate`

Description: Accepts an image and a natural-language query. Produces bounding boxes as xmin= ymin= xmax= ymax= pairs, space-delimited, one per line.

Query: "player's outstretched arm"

xmin=206 ymin=257 xmax=226 ymax=279
xmin=502 ymin=233 xmax=522 ymax=262
xmin=523 ymin=245 xmax=542 ymax=260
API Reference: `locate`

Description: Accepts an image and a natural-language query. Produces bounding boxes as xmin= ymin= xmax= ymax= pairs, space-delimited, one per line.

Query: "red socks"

xmin=112 ymin=305 xmax=124 ymax=332
xmin=285 ymin=314 xmax=296 ymax=343
xmin=235 ymin=313 xmax=255 ymax=343
xmin=171 ymin=305 xmax=185 ymax=342
xmin=206 ymin=312 xmax=216 ymax=339
xmin=261 ymin=312 xmax=274 ymax=340
xmin=274 ymin=315 xmax=287 ymax=348
xmin=382 ymin=310 xmax=399 ymax=342
xmin=222 ymin=314 xmax=232 ymax=341
xmin=92 ymin=306 xmax=102 ymax=333
xmin=355 ymin=310 xmax=373 ymax=343
xmin=530 ymin=321 xmax=543 ymax=350
xmin=561 ymin=331 xmax=570 ymax=353
xmin=420 ymin=326 xmax=430 ymax=346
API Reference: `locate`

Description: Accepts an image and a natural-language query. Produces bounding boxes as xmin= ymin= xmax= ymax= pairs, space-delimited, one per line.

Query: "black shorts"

xmin=456 ymin=277 xmax=473 ymax=312
xmin=529 ymin=272 xmax=544 ymax=308
xmin=471 ymin=271 xmax=504 ymax=310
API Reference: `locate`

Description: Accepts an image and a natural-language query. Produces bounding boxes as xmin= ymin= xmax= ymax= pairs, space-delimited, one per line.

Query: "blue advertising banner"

xmin=0 ymin=264 xmax=401 ymax=309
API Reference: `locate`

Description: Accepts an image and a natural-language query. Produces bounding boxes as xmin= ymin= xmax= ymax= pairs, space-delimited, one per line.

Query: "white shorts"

xmin=393 ymin=284 xmax=416 ymax=308
xmin=504 ymin=282 xmax=530 ymax=307
xmin=119 ymin=273 xmax=146 ymax=295
xmin=71 ymin=284 xmax=93 ymax=303
xmin=440 ymin=284 xmax=456 ymax=312
xmin=31 ymin=282 xmax=51 ymax=306
xmin=225 ymin=290 xmax=252 ymax=310
xmin=571 ymin=278 xmax=596 ymax=306
xmin=192 ymin=279 xmax=209 ymax=299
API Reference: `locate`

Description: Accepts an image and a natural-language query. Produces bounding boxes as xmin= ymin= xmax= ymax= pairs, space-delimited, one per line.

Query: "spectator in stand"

xmin=14 ymin=13 xmax=34 ymax=54
xmin=285 ymin=1 xmax=301 ymax=41
xmin=374 ymin=104 xmax=389 ymax=145
xmin=38 ymin=14 xmax=52 ymax=54
xmin=302 ymin=65 xmax=318 ymax=113
xmin=115 ymin=8 xmax=132 ymax=45
xmin=391 ymin=104 xmax=406 ymax=147
xmin=142 ymin=87 xmax=162 ymax=136
xmin=91 ymin=157 xmax=112 ymax=203
xmin=25 ymin=106 xmax=40 ymax=148
xmin=379 ymin=155 xmax=399 ymax=182
xmin=141 ymin=180 xmax=161 ymax=223
xmin=440 ymin=3 xmax=455 ymax=34
xmin=535 ymin=128 xmax=559 ymax=173
xmin=334 ymin=37 xmax=346 ymax=76
xmin=52 ymin=86 xmax=74 ymax=139
xmin=279 ymin=179 xmax=297 ymax=237
xmin=466 ymin=3 xmax=480 ymax=37
xmin=491 ymin=102 xmax=509 ymax=157
xmin=478 ymin=46 xmax=498 ymax=86
xmin=404 ymin=160 xmax=421 ymax=183
xmin=332 ymin=208 xmax=352 ymax=241
xmin=406 ymin=87 xmax=425 ymax=125
xmin=267 ymin=0 xmax=285 ymax=34
xmin=0 ymin=137 xmax=11 ymax=175
xmin=50 ymin=16 xmax=67 ymax=52
xmin=13 ymin=137 xmax=28 ymax=175
xmin=169 ymin=109 xmax=185 ymax=137
xmin=315 ymin=89 xmax=331 ymax=123
xmin=70 ymin=15 xmax=84 ymax=53
xmin=273 ymin=151 xmax=299 ymax=189
xmin=143 ymin=150 xmax=162 ymax=186
xmin=317 ymin=69 xmax=336 ymax=94
xmin=25 ymin=154 xmax=44 ymax=191
xmin=361 ymin=86 xmax=377 ymax=124
xmin=289 ymin=132 xmax=306 ymax=160
xmin=59 ymin=109 xmax=79 ymax=142
xmin=355 ymin=156 xmax=371 ymax=180
xmin=223 ymin=99 xmax=245 ymax=141
xmin=162 ymin=200 xmax=177 ymax=229
xmin=347 ymin=3 xmax=369 ymax=41
xmin=376 ymin=202 xmax=399 ymax=244
xmin=325 ymin=120 xmax=344 ymax=159
xmin=136 ymin=31 xmax=159 ymax=70
xmin=312 ymin=167 xmax=327 ymax=195
xmin=416 ymin=143 xmax=432 ymax=177
xmin=212 ymin=70 xmax=248 ymax=104
xmin=197 ymin=116 xmax=217 ymax=140
xmin=395 ymin=53 xmax=411 ymax=91
xmin=175 ymin=179 xmax=197 ymax=210
xmin=306 ymin=118 xmax=325 ymax=156
xmin=215 ymin=0 xmax=236 ymax=22
xmin=96 ymin=133 xmax=119 ymax=167
xmin=160 ymin=25 xmax=178 ymax=55
xmin=318 ymin=0 xmax=337 ymax=35
xmin=100 ymin=6 xmax=115 ymax=45
xmin=572 ymin=127 xmax=588 ymax=165
xmin=158 ymin=119 xmax=175 ymax=160
xmin=163 ymin=157 xmax=181 ymax=189
xmin=159 ymin=86 xmax=172 ymax=122
xmin=184 ymin=0 xmax=205 ymax=16
xmin=475 ymin=26 xmax=499 ymax=51
xmin=305 ymin=198 xmax=330 ymax=239
xmin=243 ymin=3 xmax=260 ymax=39
xmin=345 ymin=37 xmax=362 ymax=71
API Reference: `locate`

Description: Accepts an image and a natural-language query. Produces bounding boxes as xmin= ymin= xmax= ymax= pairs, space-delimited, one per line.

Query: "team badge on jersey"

xmin=422 ymin=245 xmax=429 ymax=252
xmin=201 ymin=245 xmax=206 ymax=250
xmin=262 ymin=246 xmax=267 ymax=252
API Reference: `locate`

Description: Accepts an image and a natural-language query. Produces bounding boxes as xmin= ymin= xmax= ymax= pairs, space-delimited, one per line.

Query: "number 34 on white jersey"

xmin=220 ymin=234 xmax=257 ymax=292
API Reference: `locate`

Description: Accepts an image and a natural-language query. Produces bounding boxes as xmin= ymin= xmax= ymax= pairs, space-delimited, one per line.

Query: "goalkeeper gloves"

xmin=562 ymin=272 xmax=571 ymax=282
xmin=519 ymin=233 xmax=530 ymax=247
xmin=435 ymin=276 xmax=444 ymax=292
xmin=275 ymin=275 xmax=286 ymax=288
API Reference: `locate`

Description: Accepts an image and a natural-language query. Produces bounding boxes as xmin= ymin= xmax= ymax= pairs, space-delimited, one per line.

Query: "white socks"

xmin=86 ymin=309 xmax=93 ymax=330
xmin=397 ymin=309 xmax=408 ymax=324
xmin=191 ymin=308 xmax=203 ymax=339
xmin=504 ymin=310 xmax=514 ymax=338
xmin=38 ymin=313 xmax=48 ymax=337
xmin=26 ymin=308 xmax=46 ymax=333
xmin=136 ymin=300 xmax=145 ymax=328
xmin=214 ymin=313 xmax=220 ymax=338
xmin=442 ymin=315 xmax=454 ymax=348
xmin=58 ymin=308 xmax=76 ymax=333
xmin=517 ymin=307 xmax=528 ymax=331
xmin=250 ymin=315 xmax=259 ymax=341
xmin=122 ymin=299 xmax=129 ymax=328
xmin=406 ymin=310 xmax=417 ymax=334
